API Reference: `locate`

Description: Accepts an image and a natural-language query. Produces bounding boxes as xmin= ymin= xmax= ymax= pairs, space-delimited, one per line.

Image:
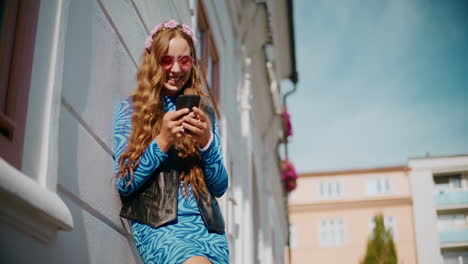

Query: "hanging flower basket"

xmin=281 ymin=159 xmax=298 ymax=192
xmin=282 ymin=107 xmax=293 ymax=139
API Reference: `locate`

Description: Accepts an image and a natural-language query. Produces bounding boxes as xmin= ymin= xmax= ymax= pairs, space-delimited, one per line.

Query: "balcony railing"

xmin=434 ymin=190 xmax=468 ymax=207
xmin=439 ymin=228 xmax=468 ymax=244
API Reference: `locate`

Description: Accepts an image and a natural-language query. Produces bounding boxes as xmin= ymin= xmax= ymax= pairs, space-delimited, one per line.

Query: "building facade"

xmin=409 ymin=155 xmax=468 ymax=264
xmin=289 ymin=166 xmax=418 ymax=264
xmin=0 ymin=0 xmax=296 ymax=263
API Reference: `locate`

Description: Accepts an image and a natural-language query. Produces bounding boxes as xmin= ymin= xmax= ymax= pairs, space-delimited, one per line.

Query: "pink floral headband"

xmin=145 ymin=20 xmax=197 ymax=52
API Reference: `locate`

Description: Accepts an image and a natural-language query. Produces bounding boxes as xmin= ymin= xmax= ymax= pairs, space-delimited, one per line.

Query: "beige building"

xmin=289 ymin=166 xmax=418 ymax=264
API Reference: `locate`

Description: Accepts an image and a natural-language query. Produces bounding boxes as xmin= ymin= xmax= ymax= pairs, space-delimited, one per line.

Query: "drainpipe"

xmin=284 ymin=1 xmax=298 ymax=263
xmin=283 ymin=0 xmax=298 ymax=160
xmin=282 ymin=80 xmax=297 ymax=159
xmin=283 ymin=80 xmax=296 ymax=264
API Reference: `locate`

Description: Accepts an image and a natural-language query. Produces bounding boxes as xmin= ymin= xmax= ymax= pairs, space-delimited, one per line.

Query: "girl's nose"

xmin=171 ymin=61 xmax=182 ymax=73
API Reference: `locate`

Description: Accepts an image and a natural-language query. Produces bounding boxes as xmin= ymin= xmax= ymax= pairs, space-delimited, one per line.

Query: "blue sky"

xmin=284 ymin=0 xmax=468 ymax=173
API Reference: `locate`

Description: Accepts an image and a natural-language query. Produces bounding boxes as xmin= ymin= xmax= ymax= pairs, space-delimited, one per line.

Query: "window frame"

xmin=197 ymin=0 xmax=220 ymax=117
xmin=319 ymin=218 xmax=346 ymax=247
xmin=366 ymin=177 xmax=392 ymax=196
xmin=317 ymin=180 xmax=343 ymax=199
xmin=0 ymin=0 xmax=74 ymax=243
xmin=0 ymin=0 xmax=40 ymax=169
xmin=289 ymin=223 xmax=297 ymax=249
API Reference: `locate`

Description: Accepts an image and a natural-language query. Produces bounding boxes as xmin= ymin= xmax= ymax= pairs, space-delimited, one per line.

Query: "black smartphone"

xmin=176 ymin=95 xmax=200 ymax=112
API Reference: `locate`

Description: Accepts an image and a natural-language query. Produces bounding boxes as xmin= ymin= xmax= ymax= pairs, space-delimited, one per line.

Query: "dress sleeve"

xmin=113 ymin=99 xmax=168 ymax=196
xmin=200 ymin=114 xmax=229 ymax=197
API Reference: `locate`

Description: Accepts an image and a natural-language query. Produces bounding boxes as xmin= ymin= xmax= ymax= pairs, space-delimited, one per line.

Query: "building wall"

xmin=409 ymin=155 xmax=468 ymax=264
xmin=0 ymin=0 xmax=292 ymax=263
xmin=408 ymin=167 xmax=440 ymax=264
xmin=291 ymin=170 xmax=412 ymax=203
xmin=289 ymin=168 xmax=418 ymax=264
xmin=290 ymin=204 xmax=417 ymax=264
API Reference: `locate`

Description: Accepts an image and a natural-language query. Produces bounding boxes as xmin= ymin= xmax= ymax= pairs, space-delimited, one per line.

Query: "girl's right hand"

xmin=155 ymin=108 xmax=190 ymax=153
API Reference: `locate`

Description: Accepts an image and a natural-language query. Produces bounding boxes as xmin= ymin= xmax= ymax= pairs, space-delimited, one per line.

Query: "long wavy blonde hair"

xmin=115 ymin=26 xmax=209 ymax=199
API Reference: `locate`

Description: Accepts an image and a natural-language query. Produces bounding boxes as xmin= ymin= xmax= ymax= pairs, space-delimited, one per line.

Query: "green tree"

xmin=361 ymin=213 xmax=398 ymax=264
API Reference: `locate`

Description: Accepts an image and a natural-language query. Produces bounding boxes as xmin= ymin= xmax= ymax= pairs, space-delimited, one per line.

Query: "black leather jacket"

xmin=119 ymin=161 xmax=225 ymax=234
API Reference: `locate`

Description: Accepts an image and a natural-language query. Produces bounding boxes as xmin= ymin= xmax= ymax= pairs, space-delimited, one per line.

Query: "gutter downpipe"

xmin=284 ymin=1 xmax=298 ymax=263
xmin=283 ymin=0 xmax=298 ymax=160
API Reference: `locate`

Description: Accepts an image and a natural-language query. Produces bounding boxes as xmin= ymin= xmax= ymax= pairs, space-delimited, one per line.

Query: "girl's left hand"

xmin=182 ymin=107 xmax=211 ymax=148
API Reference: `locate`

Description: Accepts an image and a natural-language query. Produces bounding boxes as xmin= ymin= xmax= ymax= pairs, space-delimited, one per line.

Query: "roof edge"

xmin=300 ymin=165 xmax=409 ymax=177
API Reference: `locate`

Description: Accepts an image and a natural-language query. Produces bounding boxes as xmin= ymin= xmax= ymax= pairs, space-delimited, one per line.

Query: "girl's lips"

xmin=167 ymin=76 xmax=182 ymax=86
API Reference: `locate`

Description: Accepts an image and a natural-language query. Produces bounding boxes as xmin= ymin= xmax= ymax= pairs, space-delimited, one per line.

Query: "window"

xmin=369 ymin=216 xmax=396 ymax=240
xmin=0 ymin=0 xmax=40 ymax=169
xmin=434 ymin=179 xmax=450 ymax=194
xmin=197 ymin=0 xmax=220 ymax=114
xmin=366 ymin=178 xmax=391 ymax=195
xmin=434 ymin=174 xmax=463 ymax=193
xmin=319 ymin=218 xmax=345 ymax=246
xmin=438 ymin=214 xmax=468 ymax=230
xmin=318 ymin=181 xmax=342 ymax=198
xmin=289 ymin=223 xmax=297 ymax=249
xmin=442 ymin=250 xmax=468 ymax=264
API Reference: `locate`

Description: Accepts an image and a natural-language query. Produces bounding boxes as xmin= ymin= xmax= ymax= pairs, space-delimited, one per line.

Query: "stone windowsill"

xmin=0 ymin=158 xmax=73 ymax=243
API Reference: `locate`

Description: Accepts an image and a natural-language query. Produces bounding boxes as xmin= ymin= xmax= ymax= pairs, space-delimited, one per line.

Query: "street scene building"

xmin=0 ymin=0 xmax=297 ymax=263
xmin=289 ymin=154 xmax=468 ymax=264
xmin=409 ymin=155 xmax=468 ymax=264
xmin=289 ymin=165 xmax=418 ymax=264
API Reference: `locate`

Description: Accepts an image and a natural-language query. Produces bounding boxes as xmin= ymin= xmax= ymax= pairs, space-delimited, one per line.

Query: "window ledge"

xmin=0 ymin=158 xmax=73 ymax=243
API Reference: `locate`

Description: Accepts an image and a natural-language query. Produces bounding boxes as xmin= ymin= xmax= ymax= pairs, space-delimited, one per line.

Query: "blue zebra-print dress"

xmin=113 ymin=96 xmax=229 ymax=264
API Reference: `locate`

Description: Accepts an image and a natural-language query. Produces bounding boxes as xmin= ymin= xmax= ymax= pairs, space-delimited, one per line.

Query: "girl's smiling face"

xmin=161 ymin=36 xmax=192 ymax=96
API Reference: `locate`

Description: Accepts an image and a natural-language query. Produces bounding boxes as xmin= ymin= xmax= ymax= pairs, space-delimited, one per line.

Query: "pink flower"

xmin=145 ymin=35 xmax=153 ymax=51
xmin=282 ymin=107 xmax=293 ymax=137
xmin=145 ymin=20 xmax=198 ymax=52
xmin=286 ymin=179 xmax=297 ymax=192
xmin=164 ymin=20 xmax=179 ymax=28
xmin=281 ymin=159 xmax=298 ymax=181
xmin=150 ymin=24 xmax=163 ymax=35
xmin=281 ymin=159 xmax=298 ymax=192
xmin=182 ymin=24 xmax=197 ymax=45
xmin=146 ymin=24 xmax=164 ymax=51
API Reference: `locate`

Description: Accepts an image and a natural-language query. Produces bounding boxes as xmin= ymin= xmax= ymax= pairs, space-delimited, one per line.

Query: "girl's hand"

xmin=182 ymin=107 xmax=211 ymax=148
xmin=155 ymin=108 xmax=190 ymax=153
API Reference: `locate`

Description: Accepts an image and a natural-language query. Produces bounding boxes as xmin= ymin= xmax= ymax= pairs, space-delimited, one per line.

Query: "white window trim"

xmin=366 ymin=177 xmax=392 ymax=196
xmin=318 ymin=220 xmax=324 ymax=246
xmin=317 ymin=180 xmax=343 ymax=200
xmin=318 ymin=218 xmax=346 ymax=247
xmin=0 ymin=0 xmax=73 ymax=243
xmin=289 ymin=223 xmax=297 ymax=249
